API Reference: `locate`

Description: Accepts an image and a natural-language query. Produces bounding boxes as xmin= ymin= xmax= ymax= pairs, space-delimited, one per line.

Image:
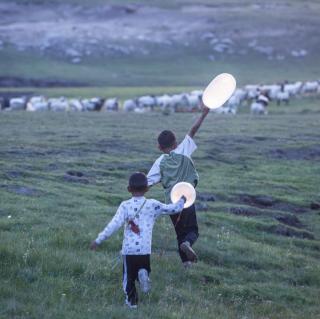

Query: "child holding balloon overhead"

xmin=147 ymin=103 xmax=210 ymax=267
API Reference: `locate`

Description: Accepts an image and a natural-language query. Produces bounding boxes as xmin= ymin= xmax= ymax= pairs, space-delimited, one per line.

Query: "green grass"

xmin=2 ymin=45 xmax=320 ymax=89
xmin=0 ymin=85 xmax=198 ymax=100
xmin=0 ymin=97 xmax=320 ymax=318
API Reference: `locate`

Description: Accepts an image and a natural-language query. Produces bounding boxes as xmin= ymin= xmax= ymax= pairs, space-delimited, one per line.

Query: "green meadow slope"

xmin=1 ymin=0 xmax=320 ymax=91
xmin=0 ymin=98 xmax=320 ymax=318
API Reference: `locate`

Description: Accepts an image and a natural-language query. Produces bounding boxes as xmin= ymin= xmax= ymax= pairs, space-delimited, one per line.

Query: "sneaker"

xmin=180 ymin=241 xmax=198 ymax=262
xmin=138 ymin=268 xmax=151 ymax=293
xmin=125 ymin=298 xmax=137 ymax=309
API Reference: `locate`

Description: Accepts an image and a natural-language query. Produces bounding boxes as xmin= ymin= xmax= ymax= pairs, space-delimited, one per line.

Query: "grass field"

xmin=1 ymin=97 xmax=320 ymax=318
xmin=2 ymin=46 xmax=320 ymax=89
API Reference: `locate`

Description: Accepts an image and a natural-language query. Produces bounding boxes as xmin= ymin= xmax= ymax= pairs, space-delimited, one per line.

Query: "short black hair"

xmin=128 ymin=172 xmax=148 ymax=191
xmin=158 ymin=130 xmax=176 ymax=149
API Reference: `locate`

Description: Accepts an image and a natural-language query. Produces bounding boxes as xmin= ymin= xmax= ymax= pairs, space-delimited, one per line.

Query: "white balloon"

xmin=170 ymin=182 xmax=196 ymax=209
xmin=202 ymin=73 xmax=237 ymax=109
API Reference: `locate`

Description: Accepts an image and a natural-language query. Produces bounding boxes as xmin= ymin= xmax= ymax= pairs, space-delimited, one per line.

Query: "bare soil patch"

xmin=0 ymin=76 xmax=88 ymax=88
xmin=1 ymin=184 xmax=43 ymax=196
xmin=236 ymin=194 xmax=307 ymax=214
xmin=265 ymin=224 xmax=314 ymax=240
xmin=275 ymin=214 xmax=303 ymax=228
xmin=268 ymin=145 xmax=320 ymax=161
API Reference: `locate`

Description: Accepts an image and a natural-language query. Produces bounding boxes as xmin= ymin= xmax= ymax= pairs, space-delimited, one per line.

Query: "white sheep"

xmin=276 ymin=90 xmax=289 ymax=106
xmin=261 ymin=84 xmax=281 ymax=100
xmin=9 ymin=97 xmax=27 ymax=111
xmin=245 ymin=85 xmax=260 ymax=102
xmin=302 ymin=81 xmax=319 ymax=94
xmin=102 ymin=98 xmax=119 ymax=111
xmin=190 ymin=90 xmax=203 ymax=99
xmin=156 ymin=94 xmax=174 ymax=114
xmin=186 ymin=93 xmax=200 ymax=111
xmin=171 ymin=93 xmax=189 ymax=112
xmin=251 ymin=102 xmax=267 ymax=115
xmin=68 ymin=99 xmax=83 ymax=112
xmin=123 ymin=99 xmax=137 ymax=112
xmin=49 ymin=97 xmax=69 ymax=112
xmin=137 ymin=96 xmax=156 ymax=110
xmin=82 ymin=98 xmax=104 ymax=111
xmin=213 ymin=106 xmax=236 ymax=115
xmin=284 ymin=81 xmax=302 ymax=97
xmin=26 ymin=96 xmax=49 ymax=111
xmin=156 ymin=94 xmax=172 ymax=108
xmin=250 ymin=95 xmax=269 ymax=115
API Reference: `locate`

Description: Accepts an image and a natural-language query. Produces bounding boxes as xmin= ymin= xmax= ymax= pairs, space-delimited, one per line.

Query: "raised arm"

xmin=188 ymin=102 xmax=210 ymax=139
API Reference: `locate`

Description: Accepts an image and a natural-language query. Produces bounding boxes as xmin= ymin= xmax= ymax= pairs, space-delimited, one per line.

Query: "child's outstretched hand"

xmin=90 ymin=240 xmax=99 ymax=251
xmin=181 ymin=195 xmax=187 ymax=203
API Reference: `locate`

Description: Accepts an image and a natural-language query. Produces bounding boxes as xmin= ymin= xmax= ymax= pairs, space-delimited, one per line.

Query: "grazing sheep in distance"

xmin=285 ymin=81 xmax=303 ymax=97
xmin=156 ymin=94 xmax=174 ymax=115
xmin=186 ymin=93 xmax=201 ymax=112
xmin=26 ymin=96 xmax=49 ymax=111
xmin=251 ymin=93 xmax=269 ymax=115
xmin=81 ymin=97 xmax=105 ymax=111
xmin=3 ymin=78 xmax=319 ymax=114
xmin=137 ymin=95 xmax=157 ymax=111
xmin=302 ymin=81 xmax=319 ymax=94
xmin=123 ymin=99 xmax=137 ymax=112
xmin=9 ymin=97 xmax=27 ymax=111
xmin=245 ymin=84 xmax=260 ymax=102
xmin=261 ymin=84 xmax=281 ymax=101
xmin=48 ymin=97 xmax=69 ymax=112
xmin=68 ymin=98 xmax=83 ymax=111
xmin=156 ymin=94 xmax=172 ymax=108
xmin=171 ymin=93 xmax=189 ymax=112
xmin=190 ymin=90 xmax=203 ymax=99
xmin=213 ymin=106 xmax=236 ymax=115
xmin=102 ymin=98 xmax=119 ymax=111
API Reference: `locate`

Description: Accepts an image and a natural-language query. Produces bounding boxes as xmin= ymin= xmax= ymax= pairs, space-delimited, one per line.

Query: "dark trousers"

xmin=122 ymin=254 xmax=151 ymax=304
xmin=170 ymin=204 xmax=199 ymax=262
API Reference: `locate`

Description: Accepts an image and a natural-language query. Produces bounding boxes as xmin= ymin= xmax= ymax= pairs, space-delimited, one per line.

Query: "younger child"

xmin=90 ymin=172 xmax=185 ymax=308
xmin=147 ymin=104 xmax=210 ymax=267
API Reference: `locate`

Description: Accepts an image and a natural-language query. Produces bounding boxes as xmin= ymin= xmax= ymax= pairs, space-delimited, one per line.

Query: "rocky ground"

xmin=1 ymin=1 xmax=319 ymax=64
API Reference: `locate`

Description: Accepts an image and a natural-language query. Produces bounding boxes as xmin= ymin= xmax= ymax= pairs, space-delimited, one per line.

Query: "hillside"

xmin=1 ymin=0 xmax=320 ymax=88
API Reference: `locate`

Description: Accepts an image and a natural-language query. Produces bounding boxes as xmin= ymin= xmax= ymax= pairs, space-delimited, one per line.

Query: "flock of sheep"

xmin=0 ymin=80 xmax=319 ymax=115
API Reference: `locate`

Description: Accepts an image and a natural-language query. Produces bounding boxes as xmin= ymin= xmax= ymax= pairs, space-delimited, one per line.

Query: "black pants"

xmin=123 ymin=254 xmax=151 ymax=304
xmin=170 ymin=204 xmax=199 ymax=262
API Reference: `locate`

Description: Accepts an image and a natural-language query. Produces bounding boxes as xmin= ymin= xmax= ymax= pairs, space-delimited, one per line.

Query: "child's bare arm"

xmin=188 ymin=102 xmax=210 ymax=139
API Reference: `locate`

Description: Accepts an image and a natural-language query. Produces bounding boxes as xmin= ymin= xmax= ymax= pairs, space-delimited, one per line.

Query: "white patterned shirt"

xmin=95 ymin=196 xmax=185 ymax=255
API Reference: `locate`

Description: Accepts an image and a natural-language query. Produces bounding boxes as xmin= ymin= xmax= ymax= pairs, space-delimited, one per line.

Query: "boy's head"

xmin=128 ymin=172 xmax=148 ymax=195
xmin=158 ymin=130 xmax=177 ymax=152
